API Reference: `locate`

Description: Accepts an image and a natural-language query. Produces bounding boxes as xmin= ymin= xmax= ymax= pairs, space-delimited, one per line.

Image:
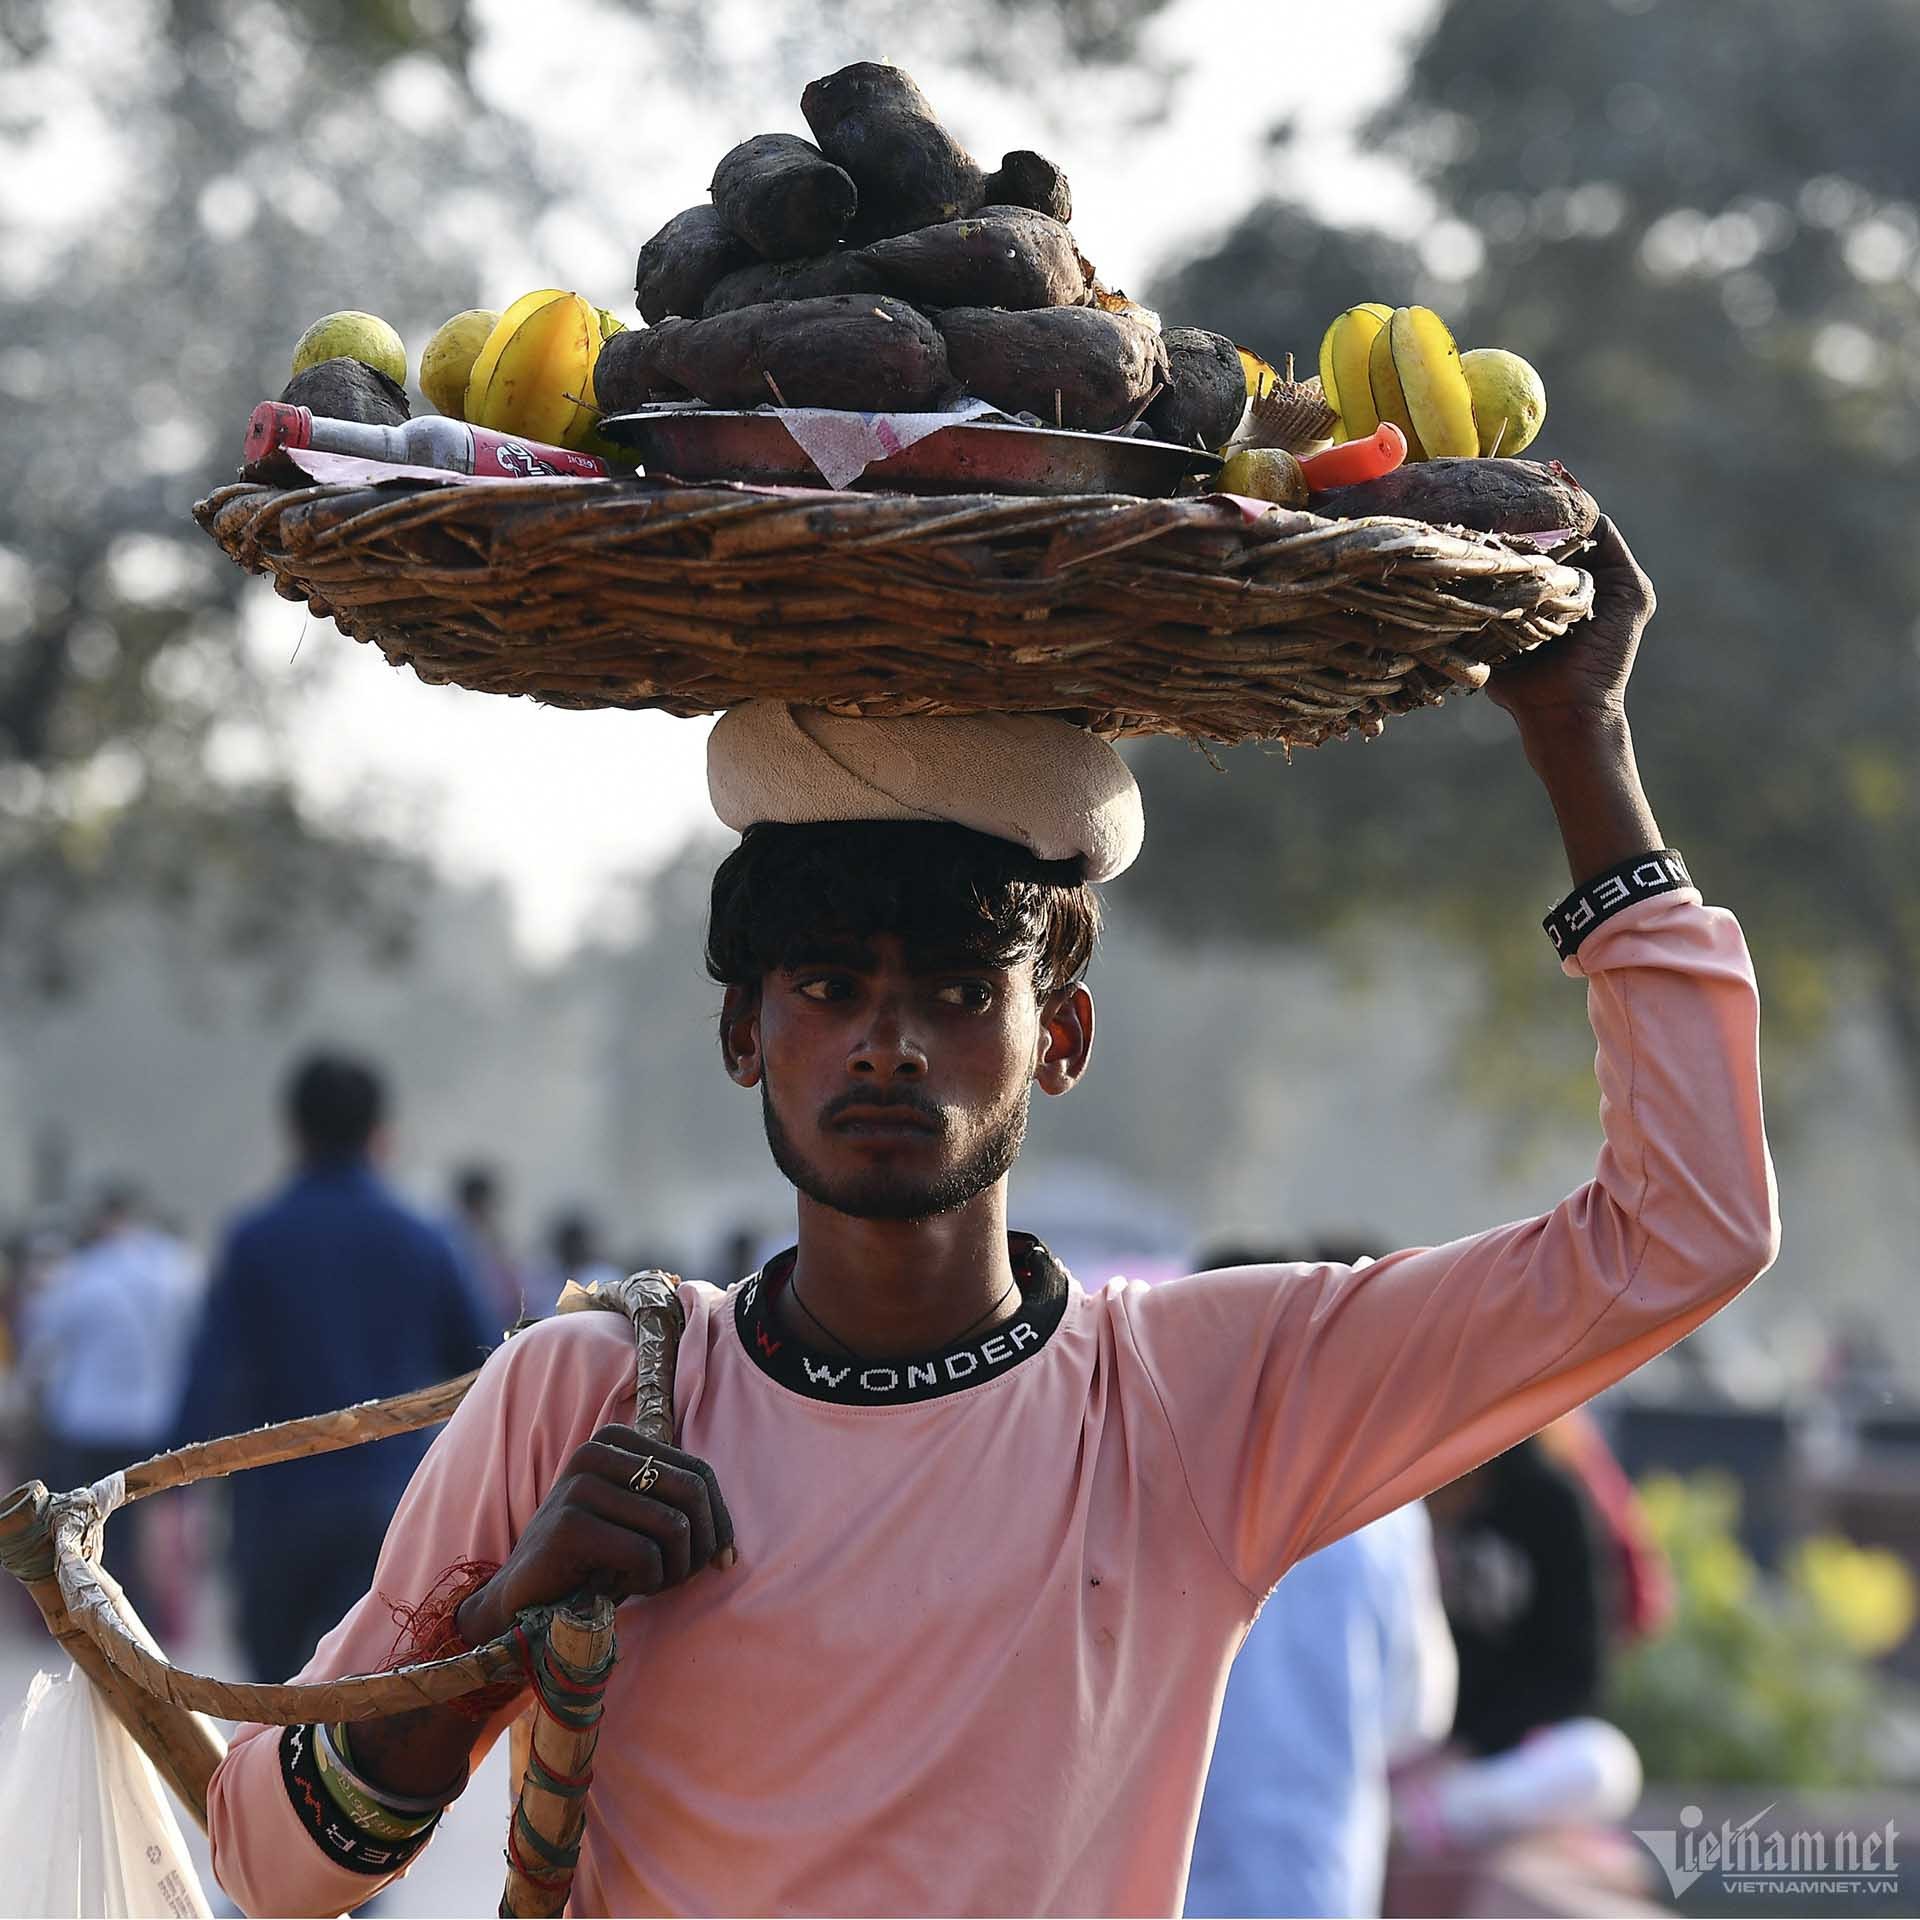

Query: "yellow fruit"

xmin=1367 ymin=316 xmax=1428 ymax=460
xmin=1460 ymin=347 xmax=1547 ymax=456
xmin=1317 ymin=303 xmax=1392 ymax=442
xmin=419 ymin=308 xmax=500 ymax=419
xmin=595 ymin=306 xmax=626 ymax=342
xmin=291 ymin=310 xmax=406 ymax=386
xmin=1390 ymin=306 xmax=1479 ymax=459
xmin=1216 ymin=446 xmax=1310 ymax=508
xmin=1238 ymin=348 xmax=1282 ymax=400
xmin=466 ymin=290 xmax=601 ymax=445
xmin=465 ymin=288 xmax=566 ymax=420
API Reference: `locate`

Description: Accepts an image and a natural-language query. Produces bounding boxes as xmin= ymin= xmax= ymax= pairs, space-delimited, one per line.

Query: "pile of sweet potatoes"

xmin=609 ymin=62 xmax=1246 ymax=444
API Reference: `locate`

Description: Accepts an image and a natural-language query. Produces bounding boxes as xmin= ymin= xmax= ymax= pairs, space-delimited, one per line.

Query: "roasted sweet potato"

xmin=592 ymin=326 xmax=691 ymax=410
xmin=599 ymin=296 xmax=956 ymax=414
xmin=701 ymin=249 xmax=886 ymax=317
xmin=1144 ymin=328 xmax=1245 ymax=450
xmin=801 ymin=62 xmax=983 ymax=239
xmin=711 ymin=133 xmax=857 ymax=260
xmin=937 ymin=305 xmax=1169 ymax=432
xmin=281 ymin=357 xmax=409 ymax=426
xmin=1309 ymin=457 xmax=1600 ymax=552
xmin=981 ymin=150 xmax=1072 ymax=224
xmin=634 ymin=204 xmax=755 ymax=323
xmin=859 ymin=207 xmax=1089 ymax=311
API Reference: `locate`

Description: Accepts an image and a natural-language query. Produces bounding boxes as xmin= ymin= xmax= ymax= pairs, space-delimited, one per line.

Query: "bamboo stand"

xmin=500 ymin=1597 xmax=617 ymax=1917
xmin=0 ymin=1272 xmax=686 ymax=1917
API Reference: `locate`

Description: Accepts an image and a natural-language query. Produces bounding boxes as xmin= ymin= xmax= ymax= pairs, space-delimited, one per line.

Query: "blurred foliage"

xmin=1608 ymin=1471 xmax=1914 ymax=1786
xmin=0 ymin=0 xmax=526 ymax=994
xmin=0 ymin=0 xmax=1169 ymax=999
xmin=1137 ymin=0 xmax=1920 ymax=1147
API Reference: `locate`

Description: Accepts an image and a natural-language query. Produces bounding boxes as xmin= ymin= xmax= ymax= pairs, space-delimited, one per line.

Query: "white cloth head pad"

xmin=706 ymin=703 xmax=1144 ymax=882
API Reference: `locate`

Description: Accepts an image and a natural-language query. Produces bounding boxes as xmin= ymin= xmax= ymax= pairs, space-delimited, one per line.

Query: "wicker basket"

xmin=193 ymin=475 xmax=1594 ymax=747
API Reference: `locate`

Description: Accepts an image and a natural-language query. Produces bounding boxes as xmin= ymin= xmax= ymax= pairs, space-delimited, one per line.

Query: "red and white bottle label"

xmin=468 ymin=427 xmax=609 ymax=479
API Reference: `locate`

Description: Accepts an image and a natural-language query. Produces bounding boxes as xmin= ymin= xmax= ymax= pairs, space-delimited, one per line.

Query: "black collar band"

xmin=734 ymin=1233 xmax=1071 ymax=1406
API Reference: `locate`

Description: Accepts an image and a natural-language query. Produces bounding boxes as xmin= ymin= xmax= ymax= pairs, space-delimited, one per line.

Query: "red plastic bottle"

xmin=245 ymin=402 xmax=625 ymax=478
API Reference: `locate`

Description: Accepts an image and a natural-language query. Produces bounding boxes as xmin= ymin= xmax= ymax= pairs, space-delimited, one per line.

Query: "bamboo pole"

xmin=507 ymin=1706 xmax=536 ymax=1815
xmin=0 ymin=1481 xmax=227 ymax=1829
xmin=500 ymin=1597 xmax=617 ymax=1918
xmin=121 ymin=1369 xmax=483 ymax=1503
xmin=496 ymin=1272 xmax=685 ymax=1916
xmin=0 ymin=1271 xmax=684 ymax=1893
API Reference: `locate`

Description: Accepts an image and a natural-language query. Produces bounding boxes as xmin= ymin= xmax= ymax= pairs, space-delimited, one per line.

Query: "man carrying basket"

xmin=206 ymin=519 xmax=1777 ymax=1916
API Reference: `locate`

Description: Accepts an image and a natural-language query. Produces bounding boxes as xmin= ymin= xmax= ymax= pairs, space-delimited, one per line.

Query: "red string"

xmin=379 ymin=1558 xmax=525 ymax=1722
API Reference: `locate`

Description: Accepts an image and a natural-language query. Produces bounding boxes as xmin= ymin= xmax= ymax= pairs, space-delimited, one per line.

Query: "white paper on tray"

xmin=776 ymin=397 xmax=999 ymax=489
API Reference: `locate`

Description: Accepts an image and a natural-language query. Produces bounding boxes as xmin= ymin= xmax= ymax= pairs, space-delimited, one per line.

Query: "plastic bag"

xmin=0 ymin=1665 xmax=211 ymax=1918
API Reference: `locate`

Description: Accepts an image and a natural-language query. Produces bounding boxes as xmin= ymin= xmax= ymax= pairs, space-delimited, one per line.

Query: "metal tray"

xmin=596 ymin=408 xmax=1222 ymax=497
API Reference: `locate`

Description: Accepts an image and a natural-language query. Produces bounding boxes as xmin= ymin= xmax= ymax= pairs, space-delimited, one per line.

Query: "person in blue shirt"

xmin=1184 ymin=1240 xmax=1458 ymax=1919
xmin=174 ymin=1051 xmax=497 ymax=1683
xmin=1185 ymin=1500 xmax=1458 ymax=1918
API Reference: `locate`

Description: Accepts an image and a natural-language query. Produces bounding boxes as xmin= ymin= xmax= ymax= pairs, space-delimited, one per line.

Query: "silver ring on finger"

xmin=628 ymin=1455 xmax=661 ymax=1494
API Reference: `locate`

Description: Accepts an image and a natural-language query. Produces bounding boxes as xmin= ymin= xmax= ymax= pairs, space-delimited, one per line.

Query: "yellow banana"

xmin=1318 ymin=303 xmax=1392 ymax=442
xmin=1389 ymin=306 xmax=1478 ymax=459
xmin=467 ymin=290 xmax=600 ymax=445
xmin=1368 ymin=314 xmax=1428 ymax=460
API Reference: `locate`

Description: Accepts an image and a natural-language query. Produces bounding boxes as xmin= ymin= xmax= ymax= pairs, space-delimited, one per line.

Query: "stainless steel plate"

xmin=597 ymin=408 xmax=1222 ymax=497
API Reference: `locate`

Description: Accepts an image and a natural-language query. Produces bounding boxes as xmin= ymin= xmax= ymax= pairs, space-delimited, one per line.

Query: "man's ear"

xmin=1035 ymin=983 xmax=1093 ymax=1097
xmin=721 ymin=983 xmax=763 ymax=1088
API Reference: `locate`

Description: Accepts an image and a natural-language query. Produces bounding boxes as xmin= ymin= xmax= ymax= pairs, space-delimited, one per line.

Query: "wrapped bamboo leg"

xmin=501 ymin=1596 xmax=618 ymax=1917
xmin=0 ymin=1480 xmax=227 ymax=1828
xmin=499 ymin=1271 xmax=685 ymax=1917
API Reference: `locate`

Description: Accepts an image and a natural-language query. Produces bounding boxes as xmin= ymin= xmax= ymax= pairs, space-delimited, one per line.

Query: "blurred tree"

xmin=1137 ymin=0 xmax=1920 ymax=1145
xmin=0 ymin=0 xmax=512 ymax=995
xmin=0 ymin=0 xmax=1172 ymax=999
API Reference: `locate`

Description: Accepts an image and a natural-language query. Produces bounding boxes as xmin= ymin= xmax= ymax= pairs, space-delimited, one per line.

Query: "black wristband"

xmin=1544 ymin=848 xmax=1692 ymax=957
xmin=280 ymin=1723 xmax=439 ymax=1877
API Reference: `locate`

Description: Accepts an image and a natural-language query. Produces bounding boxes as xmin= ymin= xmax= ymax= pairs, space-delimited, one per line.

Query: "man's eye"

xmin=796 ymin=976 xmax=852 ymax=1001
xmin=936 ymin=981 xmax=994 ymax=1010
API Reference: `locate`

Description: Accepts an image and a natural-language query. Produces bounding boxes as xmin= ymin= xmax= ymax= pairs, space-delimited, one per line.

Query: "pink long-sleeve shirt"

xmin=210 ymin=892 xmax=1778 ymax=1917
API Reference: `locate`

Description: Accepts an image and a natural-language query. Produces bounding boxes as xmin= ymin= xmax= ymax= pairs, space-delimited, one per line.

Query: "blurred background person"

xmin=1187 ymin=1500 xmax=1457 ymax=1917
xmin=172 ymin=1050 xmax=496 ymax=1682
xmin=441 ymin=1159 xmax=525 ymax=1330
xmin=17 ymin=1181 xmax=200 ymax=1631
xmin=1185 ymin=1240 xmax=1458 ymax=1919
xmin=1399 ymin=1433 xmax=1644 ymax=1853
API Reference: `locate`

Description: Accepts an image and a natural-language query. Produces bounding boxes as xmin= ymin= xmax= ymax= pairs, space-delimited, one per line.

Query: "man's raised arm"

xmin=1120 ymin=517 xmax=1780 ymax=1598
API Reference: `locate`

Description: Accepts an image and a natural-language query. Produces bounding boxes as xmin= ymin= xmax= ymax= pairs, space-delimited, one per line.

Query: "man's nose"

xmin=848 ymin=996 xmax=927 ymax=1077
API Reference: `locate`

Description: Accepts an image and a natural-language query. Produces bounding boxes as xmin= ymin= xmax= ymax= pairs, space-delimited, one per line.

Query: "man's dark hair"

xmin=705 ymin=821 xmax=1101 ymax=999
xmin=285 ymin=1052 xmax=385 ymax=1163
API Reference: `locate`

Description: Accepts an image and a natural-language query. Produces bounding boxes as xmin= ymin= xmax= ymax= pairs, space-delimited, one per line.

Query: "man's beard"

xmin=761 ymin=1080 xmax=1030 ymax=1222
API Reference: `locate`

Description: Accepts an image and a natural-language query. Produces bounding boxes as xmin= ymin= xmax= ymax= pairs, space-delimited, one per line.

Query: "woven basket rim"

xmin=193 ymin=472 xmax=1593 ymax=748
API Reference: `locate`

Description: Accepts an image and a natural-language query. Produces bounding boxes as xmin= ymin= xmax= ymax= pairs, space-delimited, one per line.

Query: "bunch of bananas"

xmin=1318 ymin=304 xmax=1546 ymax=460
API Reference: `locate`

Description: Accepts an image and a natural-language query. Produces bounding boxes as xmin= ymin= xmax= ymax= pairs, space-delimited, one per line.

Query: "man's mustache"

xmin=821 ymin=1089 xmax=943 ymax=1129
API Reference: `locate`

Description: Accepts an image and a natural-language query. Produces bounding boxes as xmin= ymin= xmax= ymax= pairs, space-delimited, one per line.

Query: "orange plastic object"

xmin=1300 ymin=422 xmax=1407 ymax=492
